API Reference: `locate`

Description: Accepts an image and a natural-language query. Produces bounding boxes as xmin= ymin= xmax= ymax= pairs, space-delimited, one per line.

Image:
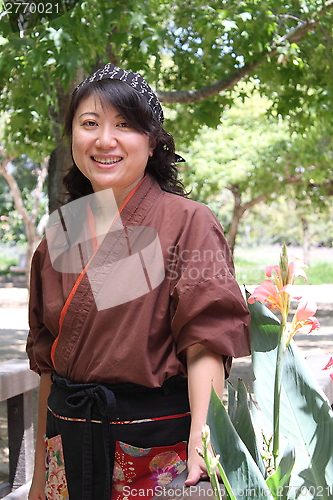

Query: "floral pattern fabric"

xmin=112 ymin=440 xmax=187 ymax=500
xmin=45 ymin=434 xmax=69 ymax=500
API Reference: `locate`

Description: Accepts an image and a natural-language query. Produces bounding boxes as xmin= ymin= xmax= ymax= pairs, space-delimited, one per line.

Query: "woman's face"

xmin=72 ymin=94 xmax=154 ymax=201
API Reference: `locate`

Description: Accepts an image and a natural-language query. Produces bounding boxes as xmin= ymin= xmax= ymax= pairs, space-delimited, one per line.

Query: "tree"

xmin=1 ymin=0 xmax=333 ymax=210
xmin=180 ymin=89 xmax=333 ymax=254
xmin=0 ymin=148 xmax=48 ymax=285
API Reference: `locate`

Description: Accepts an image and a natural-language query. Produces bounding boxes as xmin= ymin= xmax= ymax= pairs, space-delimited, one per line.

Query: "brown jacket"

xmin=27 ymin=175 xmax=250 ymax=387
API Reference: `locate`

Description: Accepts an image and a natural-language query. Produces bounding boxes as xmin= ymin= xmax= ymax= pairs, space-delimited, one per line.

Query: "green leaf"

xmin=207 ymin=389 xmax=274 ymax=500
xmin=266 ymin=442 xmax=295 ymax=500
xmin=249 ymin=299 xmax=333 ymax=498
xmin=231 ymin=379 xmax=267 ymax=478
xmin=227 ymin=381 xmax=237 ymax=421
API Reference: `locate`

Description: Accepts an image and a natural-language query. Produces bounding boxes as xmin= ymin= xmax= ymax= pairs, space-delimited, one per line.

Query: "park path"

xmin=0 ymin=284 xmax=332 ymax=389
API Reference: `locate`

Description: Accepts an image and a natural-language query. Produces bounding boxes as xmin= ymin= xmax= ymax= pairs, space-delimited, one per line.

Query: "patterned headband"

xmin=73 ymin=63 xmax=164 ymax=124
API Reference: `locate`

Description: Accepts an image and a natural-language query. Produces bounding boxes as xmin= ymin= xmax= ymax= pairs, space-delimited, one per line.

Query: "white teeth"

xmin=92 ymin=157 xmax=122 ymax=164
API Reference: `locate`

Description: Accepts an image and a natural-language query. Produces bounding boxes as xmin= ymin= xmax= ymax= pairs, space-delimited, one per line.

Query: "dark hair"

xmin=63 ymin=79 xmax=186 ymax=201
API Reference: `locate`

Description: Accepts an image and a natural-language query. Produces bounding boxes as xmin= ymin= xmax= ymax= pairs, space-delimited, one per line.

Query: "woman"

xmin=27 ymin=63 xmax=251 ymax=500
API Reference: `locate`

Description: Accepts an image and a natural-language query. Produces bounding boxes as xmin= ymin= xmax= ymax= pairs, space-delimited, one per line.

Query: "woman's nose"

xmin=96 ymin=127 xmax=118 ymax=149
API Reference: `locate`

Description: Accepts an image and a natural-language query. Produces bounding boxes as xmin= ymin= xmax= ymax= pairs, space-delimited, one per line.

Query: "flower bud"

xmin=209 ymin=455 xmax=220 ymax=475
xmin=202 ymin=424 xmax=210 ymax=443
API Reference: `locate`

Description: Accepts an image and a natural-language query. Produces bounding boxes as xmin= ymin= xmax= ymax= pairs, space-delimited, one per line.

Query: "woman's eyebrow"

xmin=78 ymin=112 xmax=124 ymax=119
xmin=78 ymin=112 xmax=100 ymax=118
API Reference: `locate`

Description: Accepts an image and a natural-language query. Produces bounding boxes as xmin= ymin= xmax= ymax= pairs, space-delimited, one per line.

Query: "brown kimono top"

xmin=27 ymin=175 xmax=250 ymax=388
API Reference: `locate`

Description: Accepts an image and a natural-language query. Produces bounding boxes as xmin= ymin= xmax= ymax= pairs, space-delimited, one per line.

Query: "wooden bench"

xmin=9 ymin=255 xmax=26 ymax=275
xmin=0 ymin=359 xmax=39 ymax=500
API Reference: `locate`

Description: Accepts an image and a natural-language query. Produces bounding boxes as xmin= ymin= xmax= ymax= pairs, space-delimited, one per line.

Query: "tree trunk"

xmin=48 ymin=143 xmax=72 ymax=213
xmin=48 ymin=82 xmax=73 ymax=212
xmin=227 ymin=186 xmax=246 ymax=256
xmin=301 ymin=216 xmax=311 ymax=266
xmin=226 ymin=186 xmax=268 ymax=255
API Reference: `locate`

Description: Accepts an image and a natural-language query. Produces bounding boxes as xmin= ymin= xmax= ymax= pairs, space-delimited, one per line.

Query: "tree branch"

xmin=30 ymin=156 xmax=49 ymax=224
xmin=0 ymin=150 xmax=30 ymax=228
xmin=242 ymin=194 xmax=268 ymax=212
xmin=157 ymin=1 xmax=333 ymax=104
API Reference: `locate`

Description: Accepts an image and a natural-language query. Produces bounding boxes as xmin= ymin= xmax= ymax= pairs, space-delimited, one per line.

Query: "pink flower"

xmin=248 ymin=280 xmax=283 ymax=310
xmin=249 ymin=259 xmax=307 ymax=313
xmin=248 ymin=247 xmax=320 ymax=348
xmin=287 ymin=297 xmax=320 ymax=344
xmin=265 ymin=261 xmax=307 ymax=284
xmin=323 ymin=357 xmax=333 ymax=382
xmin=323 ymin=357 xmax=333 ymax=371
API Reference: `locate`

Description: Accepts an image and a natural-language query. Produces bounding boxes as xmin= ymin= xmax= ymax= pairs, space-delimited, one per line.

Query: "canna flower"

xmin=323 ymin=357 xmax=333 ymax=371
xmin=248 ymin=279 xmax=284 ymax=311
xmin=202 ymin=424 xmax=211 ymax=443
xmin=265 ymin=260 xmax=307 ymax=286
xmin=287 ymin=297 xmax=320 ymax=345
xmin=209 ymin=455 xmax=221 ymax=476
xmin=248 ymin=249 xmax=307 ymax=316
xmin=323 ymin=357 xmax=333 ymax=382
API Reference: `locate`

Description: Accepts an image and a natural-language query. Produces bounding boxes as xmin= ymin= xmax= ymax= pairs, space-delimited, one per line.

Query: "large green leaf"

xmin=249 ymin=299 xmax=333 ymax=499
xmin=207 ymin=389 xmax=274 ymax=500
xmin=231 ymin=379 xmax=267 ymax=478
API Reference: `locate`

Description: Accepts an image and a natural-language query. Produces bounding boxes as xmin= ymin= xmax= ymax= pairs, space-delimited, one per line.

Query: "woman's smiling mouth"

xmin=92 ymin=156 xmax=123 ymax=165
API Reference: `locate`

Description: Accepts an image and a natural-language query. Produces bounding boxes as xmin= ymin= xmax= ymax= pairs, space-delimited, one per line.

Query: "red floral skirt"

xmin=45 ymin=373 xmax=190 ymax=500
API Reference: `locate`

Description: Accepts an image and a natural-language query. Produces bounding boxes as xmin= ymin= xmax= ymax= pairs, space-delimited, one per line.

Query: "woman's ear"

xmin=149 ymin=139 xmax=156 ymax=157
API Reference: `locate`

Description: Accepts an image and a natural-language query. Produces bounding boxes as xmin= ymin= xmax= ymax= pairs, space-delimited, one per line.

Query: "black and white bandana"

xmin=73 ymin=63 xmax=164 ymax=124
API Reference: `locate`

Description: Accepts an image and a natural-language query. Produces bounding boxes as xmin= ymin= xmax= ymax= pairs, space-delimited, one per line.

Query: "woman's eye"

xmin=82 ymin=120 xmax=97 ymax=127
xmin=118 ymin=121 xmax=129 ymax=128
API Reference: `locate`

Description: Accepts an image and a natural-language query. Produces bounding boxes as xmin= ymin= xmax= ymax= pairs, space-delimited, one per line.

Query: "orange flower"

xmin=248 ymin=280 xmax=284 ymax=311
xmin=265 ymin=261 xmax=307 ymax=286
xmin=287 ymin=297 xmax=320 ymax=344
xmin=249 ymin=257 xmax=308 ymax=315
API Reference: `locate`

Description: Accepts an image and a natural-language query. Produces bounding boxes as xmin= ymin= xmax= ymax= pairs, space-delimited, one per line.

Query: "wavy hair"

xmin=63 ymin=79 xmax=187 ymax=201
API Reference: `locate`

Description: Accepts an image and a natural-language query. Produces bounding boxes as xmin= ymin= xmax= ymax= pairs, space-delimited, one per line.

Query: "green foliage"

xmin=1 ymin=0 xmax=333 ymax=156
xmin=1 ymin=0 xmax=333 ymax=247
xmin=207 ymin=298 xmax=333 ymax=499
xmin=181 ymin=88 xmax=291 ymax=202
xmin=234 ymin=249 xmax=333 ymax=285
xmin=180 ymin=89 xmax=333 ymax=249
xmin=303 ymin=261 xmax=333 ymax=285
xmin=250 ymin=300 xmax=333 ymax=496
xmin=207 ymin=388 xmax=275 ymax=500
xmin=0 ymin=251 xmax=18 ymax=274
xmin=0 ymin=155 xmax=48 ymax=243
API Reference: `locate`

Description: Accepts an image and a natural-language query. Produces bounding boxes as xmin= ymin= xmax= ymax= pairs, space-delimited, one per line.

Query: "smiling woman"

xmin=26 ymin=63 xmax=251 ymax=500
xmin=71 ymin=95 xmax=154 ymax=202
xmin=62 ymin=76 xmax=183 ymax=202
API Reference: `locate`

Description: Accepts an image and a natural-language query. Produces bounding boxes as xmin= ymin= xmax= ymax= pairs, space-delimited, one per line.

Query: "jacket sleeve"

xmin=169 ymin=205 xmax=251 ymax=366
xmin=26 ymin=241 xmax=56 ymax=375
